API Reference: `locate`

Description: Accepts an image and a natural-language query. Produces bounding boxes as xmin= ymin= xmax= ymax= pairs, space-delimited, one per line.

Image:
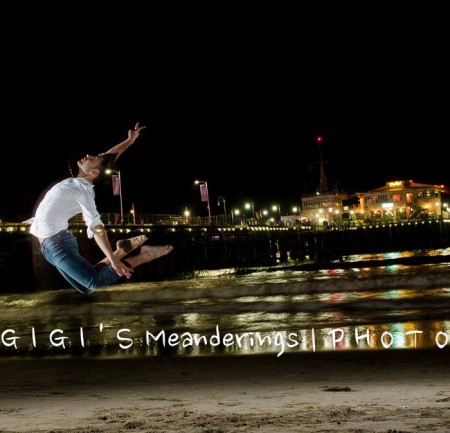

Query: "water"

xmin=1 ymin=249 xmax=450 ymax=358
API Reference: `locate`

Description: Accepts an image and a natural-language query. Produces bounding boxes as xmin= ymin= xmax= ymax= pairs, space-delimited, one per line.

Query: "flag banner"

xmin=200 ymin=184 xmax=209 ymax=202
xmin=112 ymin=175 xmax=121 ymax=196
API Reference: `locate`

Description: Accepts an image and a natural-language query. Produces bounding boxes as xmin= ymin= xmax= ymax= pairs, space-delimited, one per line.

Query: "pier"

xmin=1 ymin=219 xmax=450 ymax=293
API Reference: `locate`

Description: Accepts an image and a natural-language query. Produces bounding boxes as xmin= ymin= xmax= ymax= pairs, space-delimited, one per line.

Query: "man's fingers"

xmin=115 ymin=263 xmax=133 ymax=278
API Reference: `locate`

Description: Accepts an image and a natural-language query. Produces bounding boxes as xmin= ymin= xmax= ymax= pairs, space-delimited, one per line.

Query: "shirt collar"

xmin=73 ymin=176 xmax=95 ymax=190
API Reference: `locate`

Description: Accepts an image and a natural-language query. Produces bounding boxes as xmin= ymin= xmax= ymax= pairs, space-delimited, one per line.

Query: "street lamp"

xmin=106 ymin=169 xmax=124 ymax=225
xmin=272 ymin=204 xmax=281 ymax=219
xmin=194 ymin=180 xmax=211 ymax=224
xmin=245 ymin=202 xmax=255 ymax=219
xmin=184 ymin=207 xmax=190 ymax=225
xmin=130 ymin=202 xmax=136 ymax=225
xmin=217 ymin=196 xmax=227 ymax=224
xmin=232 ymin=208 xmax=240 ymax=226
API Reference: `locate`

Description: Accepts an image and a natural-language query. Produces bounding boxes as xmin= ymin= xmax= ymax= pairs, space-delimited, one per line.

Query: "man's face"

xmin=77 ymin=154 xmax=104 ymax=176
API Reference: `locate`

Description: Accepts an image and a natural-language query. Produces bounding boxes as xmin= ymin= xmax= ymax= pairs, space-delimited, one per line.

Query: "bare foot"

xmin=140 ymin=245 xmax=174 ymax=261
xmin=124 ymin=245 xmax=174 ymax=268
xmin=116 ymin=235 xmax=148 ymax=256
xmin=97 ymin=235 xmax=148 ymax=267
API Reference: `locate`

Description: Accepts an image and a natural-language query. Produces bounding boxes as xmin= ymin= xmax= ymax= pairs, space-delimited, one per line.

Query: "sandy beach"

xmin=0 ymin=348 xmax=449 ymax=433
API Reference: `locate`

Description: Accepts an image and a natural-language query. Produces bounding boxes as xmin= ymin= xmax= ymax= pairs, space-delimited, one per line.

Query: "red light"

xmin=316 ymin=135 xmax=323 ymax=143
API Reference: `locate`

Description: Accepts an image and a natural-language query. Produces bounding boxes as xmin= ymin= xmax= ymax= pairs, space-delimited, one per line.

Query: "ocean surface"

xmin=1 ymin=248 xmax=450 ymax=358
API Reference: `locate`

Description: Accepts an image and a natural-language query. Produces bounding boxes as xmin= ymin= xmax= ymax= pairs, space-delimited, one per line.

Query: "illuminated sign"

xmin=387 ymin=181 xmax=403 ymax=188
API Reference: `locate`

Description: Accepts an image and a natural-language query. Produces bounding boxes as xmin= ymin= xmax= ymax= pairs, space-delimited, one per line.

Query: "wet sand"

xmin=0 ymin=348 xmax=449 ymax=432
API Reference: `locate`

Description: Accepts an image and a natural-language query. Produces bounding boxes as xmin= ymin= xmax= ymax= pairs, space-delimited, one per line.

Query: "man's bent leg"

xmin=40 ymin=231 xmax=120 ymax=294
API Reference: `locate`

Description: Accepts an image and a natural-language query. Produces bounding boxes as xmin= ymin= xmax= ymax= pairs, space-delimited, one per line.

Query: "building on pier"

xmin=299 ymin=135 xmax=348 ymax=228
xmin=356 ymin=180 xmax=450 ymax=222
xmin=300 ymin=191 xmax=348 ymax=227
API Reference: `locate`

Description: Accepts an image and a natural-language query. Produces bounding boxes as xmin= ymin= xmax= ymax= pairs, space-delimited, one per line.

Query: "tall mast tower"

xmin=316 ymin=135 xmax=328 ymax=193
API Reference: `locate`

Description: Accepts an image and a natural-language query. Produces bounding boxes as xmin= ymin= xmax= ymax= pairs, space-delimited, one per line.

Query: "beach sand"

xmin=0 ymin=348 xmax=449 ymax=433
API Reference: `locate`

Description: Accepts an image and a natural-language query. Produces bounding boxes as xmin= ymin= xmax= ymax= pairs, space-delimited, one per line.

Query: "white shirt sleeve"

xmin=77 ymin=188 xmax=104 ymax=239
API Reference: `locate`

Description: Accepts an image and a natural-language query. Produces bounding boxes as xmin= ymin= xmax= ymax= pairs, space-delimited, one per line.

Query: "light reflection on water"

xmin=1 ymin=249 xmax=450 ymax=357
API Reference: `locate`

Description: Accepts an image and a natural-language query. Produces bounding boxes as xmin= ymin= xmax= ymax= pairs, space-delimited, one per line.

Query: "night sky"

xmin=2 ymin=10 xmax=448 ymax=221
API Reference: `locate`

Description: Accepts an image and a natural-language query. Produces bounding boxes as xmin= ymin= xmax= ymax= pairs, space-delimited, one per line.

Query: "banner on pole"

xmin=199 ymin=183 xmax=208 ymax=202
xmin=112 ymin=175 xmax=120 ymax=196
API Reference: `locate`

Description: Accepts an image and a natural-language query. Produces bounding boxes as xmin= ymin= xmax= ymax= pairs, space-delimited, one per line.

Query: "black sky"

xmin=2 ymin=9 xmax=449 ymax=220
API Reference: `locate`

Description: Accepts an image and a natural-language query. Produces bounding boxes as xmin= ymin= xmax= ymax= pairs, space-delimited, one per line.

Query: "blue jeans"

xmin=40 ymin=230 xmax=120 ymax=295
